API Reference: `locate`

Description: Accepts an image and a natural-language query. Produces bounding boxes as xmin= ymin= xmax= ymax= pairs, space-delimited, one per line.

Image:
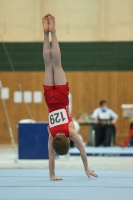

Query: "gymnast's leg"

xmin=48 ymin=14 xmax=66 ymax=85
xmin=42 ymin=15 xmax=54 ymax=86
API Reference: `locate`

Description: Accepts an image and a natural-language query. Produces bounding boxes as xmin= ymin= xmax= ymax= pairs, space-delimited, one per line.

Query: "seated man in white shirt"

xmin=91 ymin=100 xmax=118 ymax=147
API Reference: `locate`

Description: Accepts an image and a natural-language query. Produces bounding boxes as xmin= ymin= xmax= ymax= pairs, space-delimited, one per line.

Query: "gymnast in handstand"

xmin=42 ymin=14 xmax=98 ymax=181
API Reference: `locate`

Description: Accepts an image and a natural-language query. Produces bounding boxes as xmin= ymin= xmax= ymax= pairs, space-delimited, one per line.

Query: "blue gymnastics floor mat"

xmin=69 ymin=147 xmax=133 ymax=156
xmin=0 ymin=169 xmax=133 ymax=200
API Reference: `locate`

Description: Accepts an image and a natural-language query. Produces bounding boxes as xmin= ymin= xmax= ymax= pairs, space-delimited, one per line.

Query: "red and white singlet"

xmin=43 ymin=83 xmax=73 ymax=137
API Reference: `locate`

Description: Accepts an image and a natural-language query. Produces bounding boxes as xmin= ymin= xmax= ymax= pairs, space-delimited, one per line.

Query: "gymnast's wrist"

xmin=85 ymin=167 xmax=90 ymax=172
xmin=50 ymin=172 xmax=55 ymax=177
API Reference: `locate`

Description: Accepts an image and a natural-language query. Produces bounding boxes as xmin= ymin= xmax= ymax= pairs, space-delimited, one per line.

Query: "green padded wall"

xmin=0 ymin=42 xmax=133 ymax=71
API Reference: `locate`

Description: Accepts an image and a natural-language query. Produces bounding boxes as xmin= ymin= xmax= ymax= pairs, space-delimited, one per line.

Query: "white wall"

xmin=0 ymin=0 xmax=133 ymax=41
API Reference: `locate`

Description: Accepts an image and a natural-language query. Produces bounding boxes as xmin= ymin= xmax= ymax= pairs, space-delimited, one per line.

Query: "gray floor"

xmin=0 ymin=169 xmax=133 ymax=200
xmin=0 ymin=146 xmax=133 ymax=170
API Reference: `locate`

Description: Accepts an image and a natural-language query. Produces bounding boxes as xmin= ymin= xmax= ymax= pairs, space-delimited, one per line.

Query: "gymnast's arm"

xmin=48 ymin=128 xmax=63 ymax=181
xmin=69 ymin=123 xmax=98 ymax=178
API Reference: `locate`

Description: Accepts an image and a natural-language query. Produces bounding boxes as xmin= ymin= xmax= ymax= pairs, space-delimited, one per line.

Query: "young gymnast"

xmin=42 ymin=14 xmax=98 ymax=181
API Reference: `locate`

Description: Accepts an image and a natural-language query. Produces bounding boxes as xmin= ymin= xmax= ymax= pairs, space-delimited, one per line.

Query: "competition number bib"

xmin=49 ymin=109 xmax=68 ymax=128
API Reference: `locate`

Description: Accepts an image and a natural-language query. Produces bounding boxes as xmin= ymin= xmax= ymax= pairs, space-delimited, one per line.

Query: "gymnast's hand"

xmin=85 ymin=169 xmax=98 ymax=178
xmin=50 ymin=176 xmax=63 ymax=181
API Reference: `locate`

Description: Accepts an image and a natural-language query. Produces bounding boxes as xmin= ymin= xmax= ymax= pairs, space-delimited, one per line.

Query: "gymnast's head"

xmin=52 ymin=133 xmax=70 ymax=155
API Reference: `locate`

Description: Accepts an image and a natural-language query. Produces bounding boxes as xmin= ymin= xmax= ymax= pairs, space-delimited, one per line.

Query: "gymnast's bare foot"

xmin=48 ymin=14 xmax=55 ymax=33
xmin=42 ymin=15 xmax=49 ymax=34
